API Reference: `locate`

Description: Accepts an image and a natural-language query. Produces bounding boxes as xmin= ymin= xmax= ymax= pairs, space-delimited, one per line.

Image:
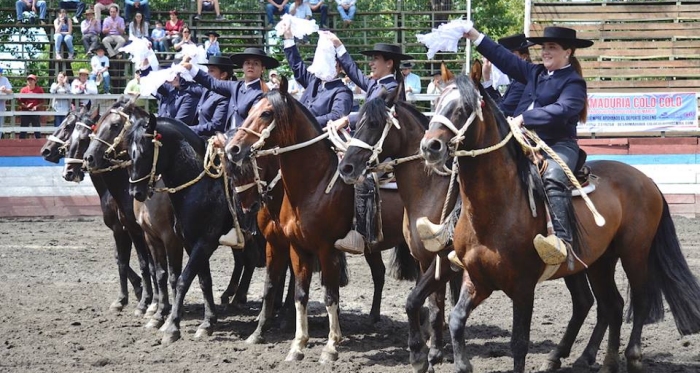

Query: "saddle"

xmin=530 ymin=148 xmax=593 ymax=188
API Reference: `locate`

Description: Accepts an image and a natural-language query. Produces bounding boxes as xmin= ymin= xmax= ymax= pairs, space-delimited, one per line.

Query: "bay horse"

xmin=337 ymin=85 xmax=611 ymax=372
xmin=119 ymin=103 xmax=263 ymax=344
xmin=41 ymin=107 xmax=144 ymax=310
xmin=420 ymin=73 xmax=700 ymax=373
xmin=225 ymin=85 xmax=417 ymax=363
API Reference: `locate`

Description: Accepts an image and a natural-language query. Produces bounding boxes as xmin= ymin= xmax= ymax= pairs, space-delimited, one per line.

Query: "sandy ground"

xmin=0 ymin=216 xmax=699 ymax=373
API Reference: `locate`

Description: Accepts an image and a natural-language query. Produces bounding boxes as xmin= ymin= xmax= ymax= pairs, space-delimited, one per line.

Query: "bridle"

xmin=46 ymin=113 xmax=78 ymax=156
xmin=64 ymin=120 xmax=97 ymax=167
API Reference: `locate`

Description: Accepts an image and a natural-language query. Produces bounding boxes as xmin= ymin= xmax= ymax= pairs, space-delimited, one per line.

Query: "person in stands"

xmin=18 ymin=74 xmax=44 ymax=139
xmin=195 ymin=0 xmax=223 ymax=21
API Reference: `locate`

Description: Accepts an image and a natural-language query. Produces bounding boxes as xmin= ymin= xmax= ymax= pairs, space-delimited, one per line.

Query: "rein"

xmin=89 ymin=109 xmax=132 ymax=165
xmin=46 ymin=135 xmax=69 ymax=155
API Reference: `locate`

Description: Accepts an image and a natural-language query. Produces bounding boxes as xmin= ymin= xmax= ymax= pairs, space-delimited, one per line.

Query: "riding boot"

xmin=534 ymin=191 xmax=572 ymax=265
xmin=334 ymin=177 xmax=378 ymax=254
xmin=219 ymin=227 xmax=244 ymax=249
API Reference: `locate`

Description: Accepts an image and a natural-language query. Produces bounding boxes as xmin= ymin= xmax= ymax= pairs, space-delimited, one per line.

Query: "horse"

xmin=40 ymin=107 xmax=145 ymax=310
xmin=225 ymin=84 xmax=417 ymax=363
xmin=119 ymin=103 xmax=263 ymax=344
xmin=419 ymin=72 xmax=700 ymax=373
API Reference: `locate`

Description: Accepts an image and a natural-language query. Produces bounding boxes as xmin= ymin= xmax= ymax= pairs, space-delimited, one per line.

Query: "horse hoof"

xmin=427 ymin=365 xmax=435 ymax=373
xmin=144 ymin=317 xmax=164 ymax=330
xmin=245 ymin=333 xmax=264 ymax=345
xmin=626 ymin=359 xmax=644 ymax=373
xmin=573 ymin=356 xmax=593 ymax=369
xmin=109 ymin=301 xmax=125 ymax=312
xmin=194 ymin=327 xmax=213 ymax=340
xmin=410 ymin=345 xmax=430 ymax=373
xmin=159 ymin=317 xmax=173 ymax=332
xmin=319 ymin=349 xmax=338 ymax=364
xmin=161 ymin=330 xmax=181 ymax=345
xmin=134 ymin=307 xmax=146 ymax=317
xmin=410 ymin=360 xmax=429 ymax=373
xmin=540 ymin=358 xmax=561 ymax=372
xmin=144 ymin=303 xmax=158 ymax=318
xmin=428 ymin=347 xmax=443 ymax=366
xmin=285 ymin=350 xmax=305 ymax=361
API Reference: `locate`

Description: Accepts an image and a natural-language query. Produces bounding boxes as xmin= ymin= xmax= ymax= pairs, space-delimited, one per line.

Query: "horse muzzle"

xmin=420 ymin=137 xmax=448 ymax=167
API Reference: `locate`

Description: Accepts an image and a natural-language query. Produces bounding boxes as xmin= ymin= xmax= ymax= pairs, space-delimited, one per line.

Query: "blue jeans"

xmin=310 ymin=3 xmax=328 ymax=27
xmin=125 ymin=3 xmax=150 ymax=23
xmin=54 ymin=33 xmax=75 ymax=56
xmin=152 ymin=40 xmax=165 ymax=52
xmin=90 ymin=72 xmax=110 ymax=93
xmin=265 ymin=3 xmax=288 ymax=26
xmin=16 ymin=0 xmax=47 ymax=21
xmin=59 ymin=1 xmax=86 ymax=19
xmin=337 ymin=4 xmax=356 ymax=21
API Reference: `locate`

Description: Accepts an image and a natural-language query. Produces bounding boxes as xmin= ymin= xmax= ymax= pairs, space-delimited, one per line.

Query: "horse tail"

xmin=390 ymin=241 xmax=419 ymax=281
xmin=645 ymin=197 xmax=700 ymax=335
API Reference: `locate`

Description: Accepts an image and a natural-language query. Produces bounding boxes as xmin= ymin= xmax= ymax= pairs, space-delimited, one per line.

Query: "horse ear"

xmin=279 ymin=75 xmax=288 ymax=95
xmin=470 ymin=59 xmax=483 ymax=85
xmin=441 ymin=61 xmax=455 ymax=84
xmin=84 ymin=100 xmax=92 ymax=111
xmin=386 ymin=81 xmax=401 ymax=107
xmin=89 ymin=105 xmax=100 ymax=121
xmin=147 ymin=113 xmax=157 ymax=132
xmin=128 ymin=93 xmax=140 ymax=105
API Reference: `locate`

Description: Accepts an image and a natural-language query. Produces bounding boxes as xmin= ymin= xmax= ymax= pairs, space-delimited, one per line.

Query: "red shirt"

xmin=165 ymin=19 xmax=183 ymax=36
xmin=19 ymin=85 xmax=45 ymax=111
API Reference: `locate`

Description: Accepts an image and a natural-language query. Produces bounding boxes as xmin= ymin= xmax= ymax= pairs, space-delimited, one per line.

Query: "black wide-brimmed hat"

xmin=400 ymin=61 xmax=415 ymax=69
xmin=430 ymin=70 xmax=441 ymax=76
xmin=230 ymin=47 xmax=280 ymax=69
xmin=498 ymin=33 xmax=534 ymax=52
xmin=360 ymin=43 xmax=412 ymax=61
xmin=527 ymin=26 xmax=594 ymax=48
xmin=206 ymin=31 xmax=220 ymax=38
xmin=93 ymin=45 xmax=106 ymax=52
xmin=201 ymin=55 xmax=235 ymax=67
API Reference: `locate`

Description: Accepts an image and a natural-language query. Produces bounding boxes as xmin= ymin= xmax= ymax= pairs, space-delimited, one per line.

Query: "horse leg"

xmin=220 ymin=248 xmax=244 ymax=309
xmin=144 ymin=236 xmax=170 ymax=329
xmin=407 ymin=255 xmax=457 ymax=373
xmin=449 ymin=271 xmax=488 ymax=373
xmin=586 ymin=256 xmax=624 ymax=373
xmin=110 ymin=223 xmax=135 ymax=312
xmin=364 ymin=251 xmax=385 ymax=323
xmin=510 ymin=288 xmax=535 ymax=373
xmin=285 ymin=245 xmax=313 ymax=361
xmin=540 ymin=272 xmax=596 ymax=371
xmin=620 ymin=258 xmax=653 ymax=373
xmin=194 ymin=260 xmax=218 ymax=339
xmin=246 ymin=241 xmax=290 ymax=344
xmin=319 ymin=250 xmax=343 ymax=364
xmin=233 ymin=236 xmax=259 ymax=306
xmin=278 ymin=262 xmax=296 ymax=331
xmin=127 ymin=229 xmax=154 ymax=317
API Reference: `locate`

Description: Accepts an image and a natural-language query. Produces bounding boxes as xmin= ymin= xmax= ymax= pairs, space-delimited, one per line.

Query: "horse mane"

xmin=396 ymin=100 xmax=429 ymax=130
xmin=128 ymin=104 xmax=206 ymax=157
xmin=356 ymin=96 xmax=429 ymax=131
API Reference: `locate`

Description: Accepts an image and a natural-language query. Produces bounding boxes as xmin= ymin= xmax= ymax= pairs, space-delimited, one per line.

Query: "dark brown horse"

xmin=40 ymin=108 xmax=144 ymax=310
xmin=225 ymin=86 xmax=416 ymax=362
xmin=337 ymin=84 xmax=614 ymax=372
xmin=420 ymin=73 xmax=700 ymax=373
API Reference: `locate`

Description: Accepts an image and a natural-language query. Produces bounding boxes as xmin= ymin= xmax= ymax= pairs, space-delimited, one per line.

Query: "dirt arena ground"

xmin=1 ymin=216 xmax=699 ymax=372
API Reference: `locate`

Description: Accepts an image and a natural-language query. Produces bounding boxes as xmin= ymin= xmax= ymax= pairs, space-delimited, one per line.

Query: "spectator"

xmin=124 ymin=70 xmax=141 ymax=95
xmin=128 ymin=12 xmax=149 ymax=39
xmin=400 ymin=61 xmax=421 ymax=102
xmin=265 ymin=0 xmax=289 ymax=29
xmin=0 ymin=68 xmax=12 ymax=129
xmin=307 ymin=0 xmax=328 ymax=28
xmin=93 ymin=0 xmax=114 ymax=21
xmin=53 ymin=9 xmax=75 ymax=60
xmin=336 ymin=0 xmax=355 ymax=27
xmin=15 ymin=0 xmax=47 ymax=24
xmin=288 ymin=76 xmax=303 ymax=99
xmin=164 ymin=10 xmax=184 ymax=57
xmin=101 ymin=5 xmax=125 ymax=57
xmin=266 ymin=69 xmax=280 ymax=89
xmin=59 ymin=0 xmax=85 ymax=24
xmin=289 ymin=0 xmax=311 ymax=43
xmin=90 ymin=45 xmax=111 ymax=93
xmin=71 ymin=68 xmax=98 ymax=107
xmin=50 ymin=71 xmax=71 ymax=127
xmin=195 ymin=0 xmax=223 ymax=21
xmin=173 ymin=26 xmax=195 ymax=55
xmin=18 ymin=74 xmax=44 ymax=139
xmin=124 ymin=0 xmax=149 ymax=24
xmin=81 ymin=9 xmax=101 ymax=56
xmin=151 ymin=20 xmax=166 ymax=53
xmin=204 ymin=31 xmax=220 ymax=59
xmin=426 ymin=70 xmax=442 ymax=110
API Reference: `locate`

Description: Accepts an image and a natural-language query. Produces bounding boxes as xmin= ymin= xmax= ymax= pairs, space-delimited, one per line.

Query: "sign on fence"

xmin=579 ymin=92 xmax=699 ymax=133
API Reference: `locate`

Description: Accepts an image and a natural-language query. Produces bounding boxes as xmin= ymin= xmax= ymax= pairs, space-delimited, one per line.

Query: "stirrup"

xmin=416 ymin=217 xmax=448 ymax=253
xmin=334 ymin=230 xmax=365 ymax=254
xmin=447 ymin=250 xmax=465 ymax=271
xmin=219 ymin=228 xmax=244 ymax=249
xmin=533 ymin=234 xmax=568 ymax=265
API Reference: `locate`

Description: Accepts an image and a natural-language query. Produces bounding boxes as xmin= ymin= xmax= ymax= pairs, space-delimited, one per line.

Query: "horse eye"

xmin=260 ymin=111 xmax=272 ymax=118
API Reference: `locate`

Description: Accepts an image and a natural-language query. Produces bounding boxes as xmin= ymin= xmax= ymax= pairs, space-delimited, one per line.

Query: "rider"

xmin=482 ymin=33 xmax=533 ymax=118
xmin=189 ymin=55 xmax=235 ymax=137
xmin=155 ymin=71 xmax=203 ymax=126
xmin=464 ymin=25 xmax=593 ymax=264
xmin=326 ymin=33 xmax=411 ymax=254
xmin=282 ymin=23 xmax=352 ymax=127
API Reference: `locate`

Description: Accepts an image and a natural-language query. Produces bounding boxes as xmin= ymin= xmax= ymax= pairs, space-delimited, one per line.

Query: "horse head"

xmin=40 ymin=105 xmax=87 ymax=163
xmin=338 ymin=85 xmax=404 ymax=184
xmin=420 ymin=65 xmax=491 ymax=169
xmin=125 ymin=110 xmax=159 ymax=202
xmin=62 ymin=106 xmax=101 ymax=182
xmin=84 ymin=95 xmax=136 ymax=170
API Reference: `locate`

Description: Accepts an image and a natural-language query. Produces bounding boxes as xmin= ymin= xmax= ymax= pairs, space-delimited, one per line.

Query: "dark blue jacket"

xmin=284 ymin=44 xmax=352 ymax=127
xmin=484 ymin=79 xmax=526 ymax=118
xmin=155 ymin=80 xmax=203 ymax=125
xmin=477 ymin=36 xmax=586 ymax=142
xmin=194 ymin=70 xmax=263 ymax=129
xmin=337 ymin=51 xmax=405 ymax=128
xmin=190 ymin=88 xmax=229 ymax=137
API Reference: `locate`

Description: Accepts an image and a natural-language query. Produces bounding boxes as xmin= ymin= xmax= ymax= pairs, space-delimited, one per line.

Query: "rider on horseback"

xmin=465 ymin=25 xmax=594 ymax=264
xmin=326 ymin=33 xmax=411 ymax=254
